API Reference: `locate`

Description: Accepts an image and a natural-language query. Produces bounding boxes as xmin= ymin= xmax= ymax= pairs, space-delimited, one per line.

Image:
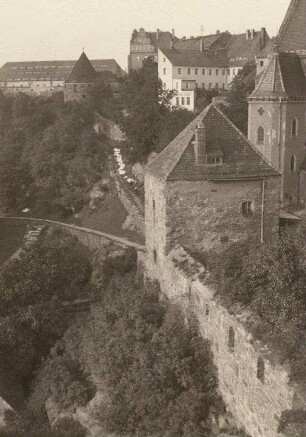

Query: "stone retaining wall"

xmin=145 ymin=246 xmax=305 ymax=437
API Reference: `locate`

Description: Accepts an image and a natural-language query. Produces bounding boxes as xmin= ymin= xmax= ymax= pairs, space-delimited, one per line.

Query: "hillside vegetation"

xmin=0 ymin=92 xmax=110 ymax=216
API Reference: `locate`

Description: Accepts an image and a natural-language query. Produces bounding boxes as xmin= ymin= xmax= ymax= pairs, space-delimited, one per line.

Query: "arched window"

xmin=290 ymin=154 xmax=297 ymax=173
xmin=228 ymin=327 xmax=235 ymax=351
xmin=291 ymin=118 xmax=298 ymax=137
xmin=257 ymin=357 xmax=265 ymax=383
xmin=257 ymin=126 xmax=264 ymax=144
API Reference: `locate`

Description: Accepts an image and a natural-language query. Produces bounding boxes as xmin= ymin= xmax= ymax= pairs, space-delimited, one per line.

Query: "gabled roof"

xmin=146 ymin=104 xmax=280 ymax=181
xmin=65 ymin=52 xmax=97 ymax=84
xmin=250 ymin=51 xmax=306 ymax=100
xmin=226 ymin=31 xmax=269 ymax=64
xmin=175 ymin=32 xmax=231 ymax=51
xmin=277 ymin=0 xmax=306 ymax=51
xmin=148 ymin=31 xmax=178 ymax=49
xmin=160 ymin=48 xmax=227 ymax=68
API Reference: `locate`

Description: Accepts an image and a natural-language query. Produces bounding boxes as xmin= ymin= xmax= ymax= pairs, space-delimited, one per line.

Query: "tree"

xmin=219 ymin=60 xmax=256 ymax=135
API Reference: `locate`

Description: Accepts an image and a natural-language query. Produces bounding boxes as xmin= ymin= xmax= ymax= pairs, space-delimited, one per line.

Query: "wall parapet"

xmin=146 ymin=246 xmax=305 ymax=437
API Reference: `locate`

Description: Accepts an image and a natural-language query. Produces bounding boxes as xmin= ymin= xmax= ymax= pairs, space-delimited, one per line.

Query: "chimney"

xmin=172 ymin=29 xmax=175 ymax=37
xmin=216 ymin=30 xmax=220 ymax=34
xmin=250 ymin=29 xmax=255 ymax=39
xmin=260 ymin=27 xmax=266 ymax=50
xmin=157 ymin=28 xmax=160 ymax=41
xmin=194 ymin=122 xmax=206 ymax=164
xmin=200 ymin=37 xmax=205 ymax=52
xmin=246 ymin=29 xmax=251 ymax=40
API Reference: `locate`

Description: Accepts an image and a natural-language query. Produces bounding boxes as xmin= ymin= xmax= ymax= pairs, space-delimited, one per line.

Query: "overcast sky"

xmin=0 ymin=0 xmax=290 ymax=71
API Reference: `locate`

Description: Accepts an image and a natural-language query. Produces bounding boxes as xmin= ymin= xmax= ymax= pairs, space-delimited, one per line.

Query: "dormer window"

xmin=206 ymin=155 xmax=223 ymax=165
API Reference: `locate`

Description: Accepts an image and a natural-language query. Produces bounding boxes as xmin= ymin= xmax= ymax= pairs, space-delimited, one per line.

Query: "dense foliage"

xmin=206 ymin=224 xmax=306 ymax=383
xmin=0 ymin=226 xmax=92 ymax=388
xmin=120 ymin=58 xmax=195 ymax=162
xmin=0 ymin=92 xmax=109 ymax=215
xmin=218 ymin=60 xmax=256 ymax=135
xmin=18 ymin=272 xmax=224 ymax=437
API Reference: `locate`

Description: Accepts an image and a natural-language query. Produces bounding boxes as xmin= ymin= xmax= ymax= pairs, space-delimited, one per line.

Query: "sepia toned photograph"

xmin=0 ymin=0 xmax=305 ymax=436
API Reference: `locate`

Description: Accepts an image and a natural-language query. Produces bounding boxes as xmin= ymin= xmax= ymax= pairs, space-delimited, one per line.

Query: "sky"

xmin=0 ymin=0 xmax=291 ymax=71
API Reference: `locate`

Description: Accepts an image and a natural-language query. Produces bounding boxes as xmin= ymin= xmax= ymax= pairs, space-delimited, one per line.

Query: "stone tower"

xmin=248 ymin=0 xmax=306 ymax=206
xmin=64 ymin=51 xmax=97 ymax=102
xmin=145 ymin=104 xmax=281 ymax=281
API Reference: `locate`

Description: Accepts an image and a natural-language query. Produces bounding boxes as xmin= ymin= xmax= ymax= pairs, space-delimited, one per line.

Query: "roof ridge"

xmin=213 ymin=105 xmax=281 ymax=175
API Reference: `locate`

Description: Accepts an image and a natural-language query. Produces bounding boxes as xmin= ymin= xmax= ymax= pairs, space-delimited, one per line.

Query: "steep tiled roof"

xmin=66 ymin=52 xmax=97 ymax=84
xmin=257 ymin=38 xmax=276 ymax=58
xmin=146 ymin=104 xmax=280 ymax=181
xmin=148 ymin=31 xmax=178 ymax=49
xmin=226 ymin=31 xmax=268 ymax=64
xmin=277 ymin=0 xmax=306 ymax=51
xmin=175 ymin=32 xmax=231 ymax=51
xmin=250 ymin=51 xmax=306 ymax=100
xmin=96 ymin=70 xmax=119 ymax=84
xmin=161 ymin=48 xmax=227 ymax=68
xmin=0 ymin=58 xmax=124 ymax=82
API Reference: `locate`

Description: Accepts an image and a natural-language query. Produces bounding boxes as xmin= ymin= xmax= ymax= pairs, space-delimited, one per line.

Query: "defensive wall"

xmin=145 ymin=246 xmax=306 ymax=437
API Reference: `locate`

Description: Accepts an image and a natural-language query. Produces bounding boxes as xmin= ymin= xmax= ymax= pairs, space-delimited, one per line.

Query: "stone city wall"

xmin=145 ymin=246 xmax=304 ymax=437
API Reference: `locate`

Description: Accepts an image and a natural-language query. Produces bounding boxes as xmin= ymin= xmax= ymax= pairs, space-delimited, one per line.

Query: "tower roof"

xmin=65 ymin=52 xmax=97 ymax=84
xmin=146 ymin=105 xmax=280 ymax=181
xmin=250 ymin=51 xmax=306 ymax=100
xmin=277 ymin=0 xmax=306 ymax=51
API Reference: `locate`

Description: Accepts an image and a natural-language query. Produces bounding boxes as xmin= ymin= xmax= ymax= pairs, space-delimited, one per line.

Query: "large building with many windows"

xmin=0 ymin=57 xmax=124 ymax=97
xmin=159 ymin=28 xmax=270 ymax=110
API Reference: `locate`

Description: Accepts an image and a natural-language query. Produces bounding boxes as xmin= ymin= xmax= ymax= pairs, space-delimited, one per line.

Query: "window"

xmin=202 ymin=68 xmax=206 ymax=75
xmin=222 ymin=83 xmax=225 ymax=89
xmin=153 ymin=200 xmax=155 ymax=210
xmin=233 ymin=69 xmax=236 ymax=75
xmin=195 ymin=68 xmax=198 ymax=75
xmin=227 ymin=69 xmax=230 ymax=75
xmin=187 ymin=97 xmax=190 ymax=105
xmin=260 ymin=60 xmax=264 ymax=67
xmin=257 ymin=126 xmax=264 ymax=144
xmin=215 ymin=83 xmax=219 ymax=89
xmin=207 ymin=155 xmax=223 ymax=165
xmin=205 ymin=304 xmax=209 ymax=315
xmin=290 ymin=154 xmax=297 ymax=173
xmin=178 ymin=67 xmax=181 ymax=74
xmin=209 ymin=69 xmax=212 ymax=75
xmin=187 ymin=68 xmax=191 ymax=75
xmin=163 ymin=68 xmax=166 ymax=75
xmin=202 ymin=83 xmax=205 ymax=89
xmin=242 ymin=201 xmax=254 ymax=216
xmin=291 ymin=117 xmax=298 ymax=137
xmin=186 ymin=82 xmax=189 ymax=90
xmin=216 ymin=69 xmax=219 ymax=75
xmin=181 ymin=97 xmax=185 ymax=105
xmin=83 ymin=95 xmax=86 ymax=99
xmin=209 ymin=83 xmax=212 ymax=90
xmin=195 ymin=82 xmax=198 ymax=88
xmin=257 ymin=357 xmax=265 ymax=383
xmin=163 ymin=57 xmax=166 ymax=62
xmin=176 ymin=97 xmax=179 ymax=106
xmin=176 ymin=82 xmax=178 ymax=89
xmin=153 ymin=250 xmax=157 ymax=263
xmin=228 ymin=327 xmax=235 ymax=351
xmin=222 ymin=69 xmax=225 ymax=75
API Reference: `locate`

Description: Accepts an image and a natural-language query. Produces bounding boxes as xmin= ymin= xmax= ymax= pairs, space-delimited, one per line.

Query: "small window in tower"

xmin=205 ymin=304 xmax=209 ymax=315
xmin=257 ymin=357 xmax=265 ymax=383
xmin=153 ymin=249 xmax=157 ymax=263
xmin=242 ymin=201 xmax=254 ymax=217
xmin=290 ymin=154 xmax=297 ymax=173
xmin=228 ymin=327 xmax=235 ymax=351
xmin=291 ymin=118 xmax=298 ymax=137
xmin=257 ymin=126 xmax=264 ymax=144
xmin=260 ymin=60 xmax=264 ymax=67
xmin=153 ymin=199 xmax=155 ymax=211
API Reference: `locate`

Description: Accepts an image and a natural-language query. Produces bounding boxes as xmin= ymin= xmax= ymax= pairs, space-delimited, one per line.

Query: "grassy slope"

xmin=0 ymin=221 xmax=28 ymax=265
